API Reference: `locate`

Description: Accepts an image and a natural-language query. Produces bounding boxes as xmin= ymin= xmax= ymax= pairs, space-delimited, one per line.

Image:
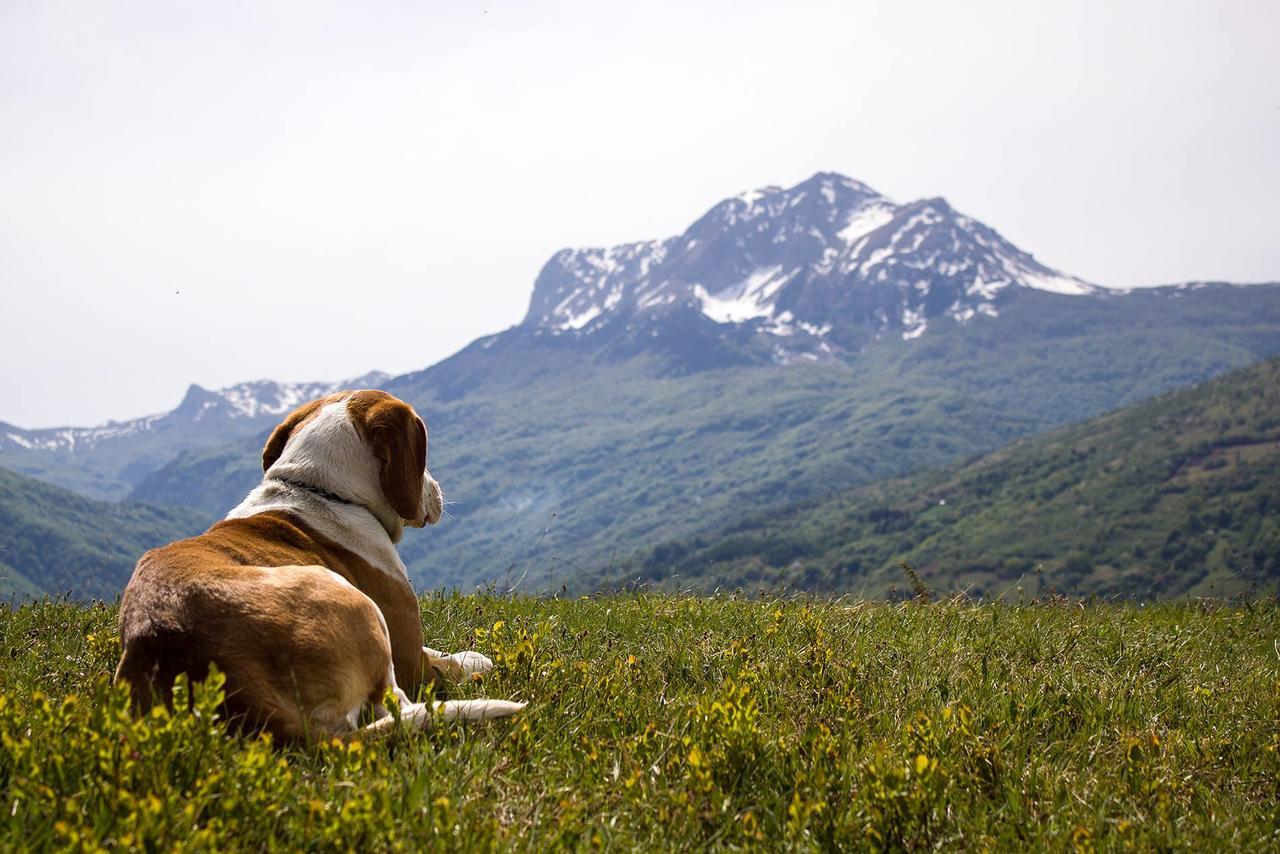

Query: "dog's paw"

xmin=447 ymin=650 xmax=494 ymax=677
xmin=437 ymin=698 xmax=526 ymax=722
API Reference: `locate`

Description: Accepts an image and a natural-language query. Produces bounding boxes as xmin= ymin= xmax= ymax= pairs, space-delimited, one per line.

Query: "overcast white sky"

xmin=2 ymin=0 xmax=1277 ymax=427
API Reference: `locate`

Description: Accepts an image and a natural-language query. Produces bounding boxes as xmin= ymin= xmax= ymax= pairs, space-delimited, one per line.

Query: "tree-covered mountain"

xmin=0 ymin=465 xmax=211 ymax=600
xmin=604 ymin=357 xmax=1280 ymax=598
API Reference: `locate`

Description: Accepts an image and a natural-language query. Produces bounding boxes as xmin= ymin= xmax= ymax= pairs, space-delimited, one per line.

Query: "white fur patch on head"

xmin=271 ymin=403 xmax=383 ymax=506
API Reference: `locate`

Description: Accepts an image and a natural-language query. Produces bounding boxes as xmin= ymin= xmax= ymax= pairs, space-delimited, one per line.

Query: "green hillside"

xmin=0 ymin=466 xmax=211 ymax=600
xmin=611 ymin=357 xmax=1280 ymax=598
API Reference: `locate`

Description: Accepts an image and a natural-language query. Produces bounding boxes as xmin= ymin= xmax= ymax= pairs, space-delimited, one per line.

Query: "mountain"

xmin=8 ymin=172 xmax=1280 ymax=597
xmin=0 ymin=465 xmax=211 ymax=600
xmin=524 ymin=172 xmax=1096 ymax=361
xmin=0 ymin=372 xmax=389 ymax=500
xmin=603 ymin=357 xmax=1280 ymax=598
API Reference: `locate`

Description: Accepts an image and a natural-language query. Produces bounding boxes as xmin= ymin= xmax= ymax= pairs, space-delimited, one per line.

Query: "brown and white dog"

xmin=114 ymin=389 xmax=523 ymax=740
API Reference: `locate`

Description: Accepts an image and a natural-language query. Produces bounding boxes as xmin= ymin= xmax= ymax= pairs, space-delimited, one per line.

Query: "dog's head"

xmin=261 ymin=390 xmax=443 ymax=542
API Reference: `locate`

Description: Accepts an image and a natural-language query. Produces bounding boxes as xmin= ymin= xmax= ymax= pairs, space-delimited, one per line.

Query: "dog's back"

xmin=115 ymin=519 xmax=397 ymax=739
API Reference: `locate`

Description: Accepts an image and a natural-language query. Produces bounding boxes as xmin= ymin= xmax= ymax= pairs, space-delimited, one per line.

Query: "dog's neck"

xmin=263 ymin=465 xmax=404 ymax=542
xmin=271 ymin=474 xmax=357 ymax=509
xmin=226 ymin=479 xmax=411 ymax=582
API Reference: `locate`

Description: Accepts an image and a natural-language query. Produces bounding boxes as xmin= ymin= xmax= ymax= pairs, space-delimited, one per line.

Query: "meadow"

xmin=0 ymin=594 xmax=1276 ymax=850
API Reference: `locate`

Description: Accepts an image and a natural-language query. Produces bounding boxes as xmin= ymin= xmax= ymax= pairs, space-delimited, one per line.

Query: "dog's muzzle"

xmin=411 ymin=475 xmax=444 ymax=527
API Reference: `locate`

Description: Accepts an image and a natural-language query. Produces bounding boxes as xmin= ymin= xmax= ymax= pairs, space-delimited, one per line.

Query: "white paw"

xmin=448 ymin=650 xmax=493 ymax=676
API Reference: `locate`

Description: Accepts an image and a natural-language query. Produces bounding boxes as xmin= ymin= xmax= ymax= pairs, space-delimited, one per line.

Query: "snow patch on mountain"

xmin=1014 ymin=268 xmax=1097 ymax=296
xmin=837 ymin=201 xmax=897 ymax=245
xmin=694 ymin=265 xmax=794 ymax=323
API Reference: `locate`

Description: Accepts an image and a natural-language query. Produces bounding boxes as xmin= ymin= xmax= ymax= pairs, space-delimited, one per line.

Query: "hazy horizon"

xmin=3 ymin=0 xmax=1278 ymax=428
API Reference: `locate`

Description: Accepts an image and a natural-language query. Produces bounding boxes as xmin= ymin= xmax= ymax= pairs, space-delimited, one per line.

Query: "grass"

xmin=1 ymin=594 xmax=1277 ymax=850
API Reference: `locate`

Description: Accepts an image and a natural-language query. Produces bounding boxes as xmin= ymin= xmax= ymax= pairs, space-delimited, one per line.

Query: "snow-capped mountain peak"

xmin=523 ymin=172 xmax=1098 ymax=346
xmin=172 ymin=371 xmax=391 ymax=423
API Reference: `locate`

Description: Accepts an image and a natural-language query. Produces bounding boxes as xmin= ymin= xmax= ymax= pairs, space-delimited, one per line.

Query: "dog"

xmin=114 ymin=389 xmax=524 ymax=740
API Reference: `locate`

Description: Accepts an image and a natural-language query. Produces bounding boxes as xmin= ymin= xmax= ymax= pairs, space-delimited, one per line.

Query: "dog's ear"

xmin=348 ymin=392 xmax=427 ymax=521
xmin=262 ymin=397 xmax=329 ymax=472
xmin=385 ymin=415 xmax=429 ymax=523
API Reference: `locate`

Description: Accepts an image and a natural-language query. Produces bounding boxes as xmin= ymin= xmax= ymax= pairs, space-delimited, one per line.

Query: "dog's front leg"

xmin=362 ymin=697 xmax=526 ymax=735
xmin=423 ymin=646 xmax=494 ymax=684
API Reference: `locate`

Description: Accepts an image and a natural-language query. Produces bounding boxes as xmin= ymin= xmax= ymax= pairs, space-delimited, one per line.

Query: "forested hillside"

xmin=611 ymin=358 xmax=1280 ymax=598
xmin=0 ymin=466 xmax=210 ymax=600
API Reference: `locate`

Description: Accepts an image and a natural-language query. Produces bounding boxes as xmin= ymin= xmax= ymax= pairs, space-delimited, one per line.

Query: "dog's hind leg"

xmin=356 ymin=659 xmax=525 ymax=736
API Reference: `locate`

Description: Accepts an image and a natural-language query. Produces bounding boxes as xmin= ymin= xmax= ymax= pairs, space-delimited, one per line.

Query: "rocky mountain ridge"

xmin=0 ymin=372 xmax=388 ymax=455
xmin=524 ymin=172 xmax=1100 ymax=357
xmin=0 ymin=372 xmax=389 ymax=500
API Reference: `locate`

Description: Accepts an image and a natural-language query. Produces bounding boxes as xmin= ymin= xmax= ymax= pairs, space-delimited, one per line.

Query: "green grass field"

xmin=1 ymin=595 xmax=1276 ymax=850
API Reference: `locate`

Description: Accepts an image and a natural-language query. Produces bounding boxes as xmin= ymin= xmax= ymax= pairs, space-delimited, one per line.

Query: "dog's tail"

xmin=113 ymin=631 xmax=183 ymax=714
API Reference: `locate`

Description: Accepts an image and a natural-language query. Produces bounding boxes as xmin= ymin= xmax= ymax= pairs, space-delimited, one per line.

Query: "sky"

xmin=2 ymin=0 xmax=1277 ymax=428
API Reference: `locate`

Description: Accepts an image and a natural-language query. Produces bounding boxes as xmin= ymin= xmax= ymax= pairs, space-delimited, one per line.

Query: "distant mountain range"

xmin=0 ymin=372 xmax=388 ymax=499
xmin=3 ymin=172 xmax=1279 ymax=599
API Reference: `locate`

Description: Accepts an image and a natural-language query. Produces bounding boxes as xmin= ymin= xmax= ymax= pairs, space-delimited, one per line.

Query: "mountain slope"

xmin=0 ymin=466 xmax=212 ymax=600
xmin=0 ymin=372 xmax=388 ymax=500
xmin=130 ymin=284 xmax=1280 ymax=594
xmin=384 ymin=288 xmax=1280 ymax=593
xmin=606 ymin=358 xmax=1280 ymax=598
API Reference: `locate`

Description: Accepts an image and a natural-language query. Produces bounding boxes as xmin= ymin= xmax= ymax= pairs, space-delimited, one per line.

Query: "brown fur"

xmin=115 ymin=393 xmax=454 ymax=741
xmin=115 ymin=513 xmax=395 ymax=739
